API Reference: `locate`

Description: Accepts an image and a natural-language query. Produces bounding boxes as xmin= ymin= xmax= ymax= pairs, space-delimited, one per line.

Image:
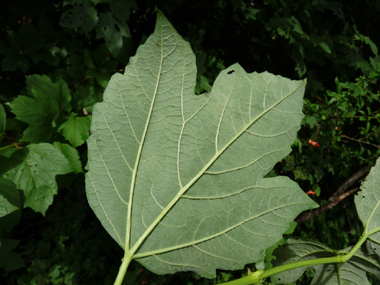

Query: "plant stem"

xmin=114 ymin=251 xmax=133 ymax=285
xmin=0 ymin=142 xmax=22 ymax=151
xmin=219 ymin=273 xmax=263 ymax=285
xmin=337 ymin=263 xmax=342 ymax=285
xmin=256 ymin=256 xmax=344 ymax=282
xmin=222 ymin=232 xmax=372 ymax=285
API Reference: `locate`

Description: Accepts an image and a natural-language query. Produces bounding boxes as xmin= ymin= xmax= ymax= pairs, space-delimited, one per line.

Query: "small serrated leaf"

xmin=0 ymin=143 xmax=81 ymax=215
xmin=59 ymin=113 xmax=91 ymax=147
xmin=9 ymin=75 xmax=71 ymax=143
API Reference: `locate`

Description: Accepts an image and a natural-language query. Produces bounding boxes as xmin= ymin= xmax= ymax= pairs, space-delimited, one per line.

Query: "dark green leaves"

xmin=59 ymin=0 xmax=136 ymax=55
xmin=0 ymin=178 xmax=21 ymax=218
xmin=59 ymin=3 xmax=99 ymax=33
xmin=10 ymin=75 xmax=71 ymax=143
xmin=0 ymin=143 xmax=82 ymax=215
xmin=0 ymin=24 xmax=44 ymax=72
xmin=0 ymin=239 xmax=24 ymax=271
xmin=1 ymin=71 xmax=89 ymax=217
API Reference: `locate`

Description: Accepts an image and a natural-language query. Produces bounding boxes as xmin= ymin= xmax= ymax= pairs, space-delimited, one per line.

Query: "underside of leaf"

xmin=86 ymin=11 xmax=317 ymax=278
xmin=355 ymin=157 xmax=380 ymax=240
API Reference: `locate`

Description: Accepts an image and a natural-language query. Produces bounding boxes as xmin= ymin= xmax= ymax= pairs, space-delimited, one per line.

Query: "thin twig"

xmin=296 ymin=166 xmax=370 ymax=224
xmin=340 ymin=135 xmax=380 ymax=149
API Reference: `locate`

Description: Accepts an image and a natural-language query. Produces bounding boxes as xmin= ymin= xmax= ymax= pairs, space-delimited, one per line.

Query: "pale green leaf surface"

xmin=0 ymin=178 xmax=20 ymax=218
xmin=272 ymin=239 xmax=380 ymax=284
xmin=311 ymin=263 xmax=370 ymax=285
xmin=0 ymin=143 xmax=81 ymax=215
xmin=348 ymin=243 xmax=380 ymax=280
xmin=59 ymin=113 xmax=91 ymax=147
xmin=86 ymin=12 xmax=317 ymax=278
xmin=355 ymin=157 xmax=380 ymax=240
xmin=369 ymin=240 xmax=380 ymax=258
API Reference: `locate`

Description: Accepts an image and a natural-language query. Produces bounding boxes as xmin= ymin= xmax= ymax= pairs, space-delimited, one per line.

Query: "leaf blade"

xmin=86 ymin=12 xmax=316 ymax=278
xmin=0 ymin=143 xmax=81 ymax=215
xmin=355 ymin=157 xmax=380 ymax=239
xmin=0 ymin=178 xmax=20 ymax=218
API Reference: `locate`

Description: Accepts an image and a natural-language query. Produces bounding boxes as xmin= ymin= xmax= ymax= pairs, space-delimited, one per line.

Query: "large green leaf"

xmin=86 ymin=12 xmax=317 ymax=278
xmin=0 ymin=142 xmax=82 ymax=215
xmin=355 ymin=157 xmax=380 ymax=241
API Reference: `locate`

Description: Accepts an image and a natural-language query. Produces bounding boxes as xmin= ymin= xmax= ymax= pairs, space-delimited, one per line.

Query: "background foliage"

xmin=0 ymin=0 xmax=379 ymax=284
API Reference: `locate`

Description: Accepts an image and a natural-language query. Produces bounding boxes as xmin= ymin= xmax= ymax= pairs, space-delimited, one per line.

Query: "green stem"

xmin=255 ymin=256 xmax=344 ymax=282
xmin=114 ymin=251 xmax=133 ymax=285
xmin=340 ymin=232 xmax=369 ymax=262
xmin=0 ymin=142 xmax=23 ymax=151
xmin=222 ymin=232 xmax=372 ymax=285
xmin=218 ymin=274 xmax=261 ymax=285
xmin=337 ymin=263 xmax=342 ymax=285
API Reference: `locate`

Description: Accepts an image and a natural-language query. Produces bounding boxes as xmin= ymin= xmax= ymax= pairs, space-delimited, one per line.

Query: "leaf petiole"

xmin=0 ymin=142 xmax=23 ymax=151
xmin=114 ymin=251 xmax=133 ymax=285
